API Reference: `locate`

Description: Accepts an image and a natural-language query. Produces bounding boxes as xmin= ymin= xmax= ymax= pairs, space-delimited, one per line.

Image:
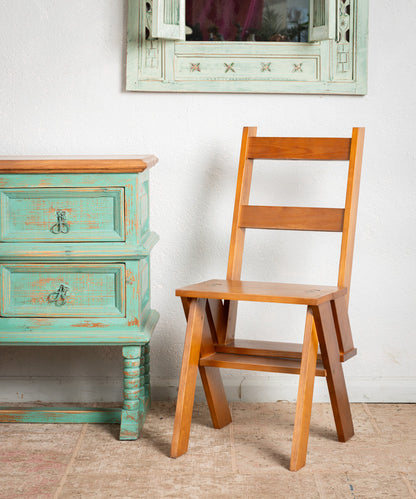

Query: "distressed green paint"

xmin=1 ymin=263 xmax=125 ymax=317
xmin=0 ymin=309 xmax=159 ymax=345
xmin=0 ymin=407 xmax=121 ymax=423
xmin=126 ymin=0 xmax=368 ymax=94
xmin=120 ymin=345 xmax=147 ymax=439
xmin=152 ymin=0 xmax=185 ymax=40
xmin=0 ymin=187 xmax=124 ymax=242
xmin=0 ymin=159 xmax=158 ymax=438
xmin=0 ymin=235 xmax=159 ymax=262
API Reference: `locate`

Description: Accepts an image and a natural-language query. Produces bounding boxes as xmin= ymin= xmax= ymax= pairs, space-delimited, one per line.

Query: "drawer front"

xmin=0 ymin=263 xmax=125 ymax=317
xmin=0 ymin=188 xmax=125 ymax=242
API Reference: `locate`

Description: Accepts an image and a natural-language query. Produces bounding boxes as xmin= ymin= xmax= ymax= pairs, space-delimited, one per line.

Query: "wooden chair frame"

xmin=171 ymin=127 xmax=365 ymax=471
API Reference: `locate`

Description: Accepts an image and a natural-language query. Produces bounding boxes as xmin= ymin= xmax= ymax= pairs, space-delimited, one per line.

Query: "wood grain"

xmin=290 ymin=307 xmax=319 ymax=471
xmin=313 ymin=302 xmax=354 ymax=442
xmin=239 ymin=206 xmax=344 ymax=232
xmin=338 ymin=127 xmax=365 ymax=305
xmin=214 ymin=339 xmax=322 ymax=361
xmin=199 ymin=351 xmax=326 ymax=376
xmin=331 ymin=296 xmax=357 ymax=360
xmin=176 ymin=279 xmax=347 ymax=305
xmin=225 ymin=127 xmax=257 ymax=342
xmin=247 ymin=137 xmax=351 ymax=160
xmin=0 ymin=155 xmax=158 ymax=173
xmin=171 ymin=298 xmax=206 ymax=458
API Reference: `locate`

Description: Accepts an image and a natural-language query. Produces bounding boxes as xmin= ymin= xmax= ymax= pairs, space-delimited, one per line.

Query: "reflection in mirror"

xmin=185 ymin=0 xmax=309 ymax=42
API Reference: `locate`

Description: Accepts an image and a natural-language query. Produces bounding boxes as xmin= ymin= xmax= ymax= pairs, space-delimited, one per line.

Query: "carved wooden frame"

xmin=126 ymin=0 xmax=368 ymax=94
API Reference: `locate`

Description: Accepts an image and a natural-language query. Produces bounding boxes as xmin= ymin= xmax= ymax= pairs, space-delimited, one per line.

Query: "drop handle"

xmin=51 ymin=210 xmax=70 ymax=234
xmin=47 ymin=284 xmax=70 ymax=306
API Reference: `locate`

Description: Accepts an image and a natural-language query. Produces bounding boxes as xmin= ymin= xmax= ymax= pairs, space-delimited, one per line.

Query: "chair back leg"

xmin=313 ymin=301 xmax=354 ymax=442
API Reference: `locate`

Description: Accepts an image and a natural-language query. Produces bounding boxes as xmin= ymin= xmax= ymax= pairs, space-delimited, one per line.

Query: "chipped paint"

xmin=71 ymin=322 xmax=108 ymax=328
xmin=128 ymin=317 xmax=140 ymax=327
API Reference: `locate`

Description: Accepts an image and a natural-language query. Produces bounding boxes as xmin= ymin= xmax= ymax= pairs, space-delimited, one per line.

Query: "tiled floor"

xmin=1 ymin=402 xmax=415 ymax=498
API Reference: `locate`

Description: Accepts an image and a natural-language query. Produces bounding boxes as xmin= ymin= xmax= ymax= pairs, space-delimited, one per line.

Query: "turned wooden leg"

xmin=290 ymin=307 xmax=319 ymax=471
xmin=313 ymin=302 xmax=354 ymax=442
xmin=171 ymin=298 xmax=206 ymax=458
xmin=120 ymin=345 xmax=145 ymax=440
xmin=143 ymin=342 xmax=151 ymax=413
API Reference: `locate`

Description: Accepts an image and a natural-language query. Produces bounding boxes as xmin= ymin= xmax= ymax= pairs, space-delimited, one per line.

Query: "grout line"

xmin=53 ymin=423 xmax=88 ymax=499
xmin=400 ymin=472 xmax=416 ymax=499
xmin=361 ymin=403 xmax=382 ymax=436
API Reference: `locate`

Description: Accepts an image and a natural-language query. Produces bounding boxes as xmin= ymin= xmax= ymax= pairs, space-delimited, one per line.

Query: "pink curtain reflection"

xmin=186 ymin=0 xmax=264 ymax=41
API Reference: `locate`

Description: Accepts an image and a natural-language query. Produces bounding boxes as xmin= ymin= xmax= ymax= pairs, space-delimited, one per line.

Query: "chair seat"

xmin=176 ymin=279 xmax=347 ymax=305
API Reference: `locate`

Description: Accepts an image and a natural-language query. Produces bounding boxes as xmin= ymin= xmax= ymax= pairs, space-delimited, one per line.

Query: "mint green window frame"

xmin=126 ymin=0 xmax=368 ymax=94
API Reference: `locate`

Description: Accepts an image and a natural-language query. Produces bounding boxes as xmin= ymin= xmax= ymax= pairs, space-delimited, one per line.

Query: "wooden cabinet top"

xmin=0 ymin=155 xmax=158 ymax=174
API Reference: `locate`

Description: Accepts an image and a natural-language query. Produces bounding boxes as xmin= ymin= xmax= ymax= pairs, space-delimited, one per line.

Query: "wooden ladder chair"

xmin=171 ymin=126 xmax=365 ymax=471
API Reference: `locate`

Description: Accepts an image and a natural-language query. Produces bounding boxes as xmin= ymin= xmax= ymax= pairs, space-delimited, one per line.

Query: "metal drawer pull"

xmin=47 ymin=284 xmax=70 ymax=306
xmin=51 ymin=210 xmax=70 ymax=234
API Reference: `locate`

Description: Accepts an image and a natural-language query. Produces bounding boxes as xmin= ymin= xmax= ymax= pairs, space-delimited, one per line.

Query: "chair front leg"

xmin=171 ymin=297 xmax=207 ymax=458
xmin=313 ymin=301 xmax=354 ymax=442
xmin=290 ymin=307 xmax=319 ymax=471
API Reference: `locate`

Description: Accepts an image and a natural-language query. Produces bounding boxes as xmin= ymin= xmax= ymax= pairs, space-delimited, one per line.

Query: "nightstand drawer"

xmin=0 ymin=263 xmax=125 ymax=317
xmin=0 ymin=188 xmax=125 ymax=242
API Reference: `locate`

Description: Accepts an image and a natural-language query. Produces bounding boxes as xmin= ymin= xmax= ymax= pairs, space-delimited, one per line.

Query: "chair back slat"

xmin=247 ymin=137 xmax=352 ymax=160
xmin=239 ymin=206 xmax=345 ymax=232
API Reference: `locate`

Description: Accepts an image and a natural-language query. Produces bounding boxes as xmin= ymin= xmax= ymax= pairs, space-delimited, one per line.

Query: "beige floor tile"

xmin=315 ymin=471 xmax=416 ymax=499
xmin=364 ymin=404 xmax=416 ymax=440
xmin=0 ymin=430 xmax=82 ymax=475
xmin=58 ymin=471 xmax=239 ymax=499
xmin=0 ymin=473 xmax=62 ymax=499
xmin=307 ymin=439 xmax=416 ymax=474
xmin=232 ymin=472 xmax=320 ymax=499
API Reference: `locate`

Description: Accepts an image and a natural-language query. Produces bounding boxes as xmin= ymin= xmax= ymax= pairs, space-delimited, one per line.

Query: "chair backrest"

xmin=227 ymin=126 xmax=365 ymax=306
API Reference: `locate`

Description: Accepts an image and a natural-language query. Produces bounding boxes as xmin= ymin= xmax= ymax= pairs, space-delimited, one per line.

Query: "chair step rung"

xmin=200 ymin=352 xmax=326 ymax=376
xmin=215 ymin=339 xmax=320 ymax=360
xmin=215 ymin=339 xmax=355 ymax=363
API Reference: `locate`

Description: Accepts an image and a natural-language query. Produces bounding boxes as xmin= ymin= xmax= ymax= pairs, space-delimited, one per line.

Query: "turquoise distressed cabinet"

xmin=0 ymin=156 xmax=159 ymax=440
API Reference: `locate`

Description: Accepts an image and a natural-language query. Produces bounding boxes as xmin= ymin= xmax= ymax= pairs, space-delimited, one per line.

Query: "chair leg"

xmin=171 ymin=298 xmax=206 ymax=458
xmin=199 ymin=299 xmax=232 ymax=429
xmin=290 ymin=307 xmax=319 ymax=471
xmin=331 ymin=296 xmax=356 ymax=360
xmin=200 ymin=366 xmax=232 ymax=429
xmin=313 ymin=301 xmax=354 ymax=442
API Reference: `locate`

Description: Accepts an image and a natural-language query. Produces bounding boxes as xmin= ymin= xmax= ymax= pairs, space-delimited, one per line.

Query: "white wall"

xmin=0 ymin=0 xmax=415 ymax=403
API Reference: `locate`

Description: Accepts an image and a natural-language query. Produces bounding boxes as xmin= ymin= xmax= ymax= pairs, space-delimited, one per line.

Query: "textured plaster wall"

xmin=0 ymin=0 xmax=415 ymax=403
